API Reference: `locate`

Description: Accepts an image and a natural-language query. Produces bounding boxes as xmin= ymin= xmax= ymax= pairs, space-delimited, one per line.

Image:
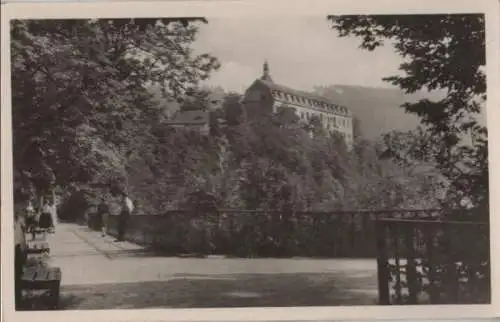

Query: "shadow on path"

xmin=58 ymin=272 xmax=378 ymax=310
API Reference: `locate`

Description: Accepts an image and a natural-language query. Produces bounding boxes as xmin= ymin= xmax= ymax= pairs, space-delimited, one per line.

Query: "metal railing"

xmin=376 ymin=218 xmax=490 ymax=305
xmin=102 ymin=208 xmax=445 ymax=258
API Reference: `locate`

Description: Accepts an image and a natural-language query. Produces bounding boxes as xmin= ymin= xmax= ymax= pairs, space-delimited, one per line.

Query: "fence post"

xmin=425 ymin=227 xmax=440 ymax=303
xmin=444 ymin=225 xmax=459 ymax=304
xmin=361 ymin=214 xmax=369 ymax=257
xmin=350 ymin=213 xmax=356 ymax=257
xmin=404 ymin=224 xmax=418 ymax=304
xmin=392 ymin=224 xmax=402 ymax=304
xmin=376 ymin=219 xmax=390 ymax=305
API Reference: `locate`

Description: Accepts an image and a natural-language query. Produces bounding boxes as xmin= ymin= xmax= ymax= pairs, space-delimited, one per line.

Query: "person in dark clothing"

xmin=97 ymin=203 xmax=110 ymax=237
xmin=116 ymin=191 xmax=134 ymax=242
xmin=39 ymin=200 xmax=53 ymax=236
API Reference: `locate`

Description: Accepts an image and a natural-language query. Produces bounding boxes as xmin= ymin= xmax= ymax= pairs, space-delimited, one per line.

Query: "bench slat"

xmin=27 ymin=241 xmax=48 ymax=246
xmin=34 ymin=242 xmax=49 ymax=249
xmin=23 ymin=266 xmax=61 ymax=282
xmin=26 ymin=241 xmax=50 ymax=254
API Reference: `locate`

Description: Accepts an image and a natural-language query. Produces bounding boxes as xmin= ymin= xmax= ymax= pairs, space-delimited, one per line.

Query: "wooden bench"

xmin=32 ymin=227 xmax=54 ymax=236
xmin=26 ymin=241 xmax=50 ymax=255
xmin=21 ymin=265 xmax=61 ymax=309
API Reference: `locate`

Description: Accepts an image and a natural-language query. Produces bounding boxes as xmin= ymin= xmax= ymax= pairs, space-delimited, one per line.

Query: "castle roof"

xmin=252 ymin=62 xmax=351 ymax=117
xmin=258 ymin=79 xmax=351 ymax=116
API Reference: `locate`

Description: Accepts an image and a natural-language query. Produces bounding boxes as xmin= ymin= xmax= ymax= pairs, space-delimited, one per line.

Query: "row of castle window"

xmin=299 ymin=111 xmax=350 ymax=128
xmin=336 ymin=130 xmax=350 ymax=138
xmin=273 ymin=90 xmax=347 ymax=114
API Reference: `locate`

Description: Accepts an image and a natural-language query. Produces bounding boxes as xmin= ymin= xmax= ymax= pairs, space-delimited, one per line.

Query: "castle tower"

xmin=261 ymin=60 xmax=273 ymax=82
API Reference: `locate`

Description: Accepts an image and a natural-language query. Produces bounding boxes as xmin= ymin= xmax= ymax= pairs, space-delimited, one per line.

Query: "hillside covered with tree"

xmin=10 ymin=15 xmax=486 ymax=226
xmin=125 ymin=98 xmax=442 ymax=216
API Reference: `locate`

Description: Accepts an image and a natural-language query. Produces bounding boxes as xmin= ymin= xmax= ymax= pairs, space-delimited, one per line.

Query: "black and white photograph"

xmin=1 ymin=0 xmax=499 ymax=321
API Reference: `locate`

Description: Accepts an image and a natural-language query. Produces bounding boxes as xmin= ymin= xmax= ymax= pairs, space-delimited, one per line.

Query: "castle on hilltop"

xmin=165 ymin=61 xmax=354 ymax=148
xmin=242 ymin=61 xmax=354 ymax=148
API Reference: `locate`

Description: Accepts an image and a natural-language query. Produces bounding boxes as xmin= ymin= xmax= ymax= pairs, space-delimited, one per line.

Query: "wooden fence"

xmin=376 ymin=218 xmax=490 ymax=305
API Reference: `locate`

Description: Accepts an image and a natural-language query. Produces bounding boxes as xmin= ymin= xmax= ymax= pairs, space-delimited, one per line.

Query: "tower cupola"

xmin=261 ymin=60 xmax=273 ymax=82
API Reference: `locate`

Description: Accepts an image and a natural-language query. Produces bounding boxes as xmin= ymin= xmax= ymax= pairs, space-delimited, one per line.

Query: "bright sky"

xmin=192 ymin=16 xmax=404 ymax=93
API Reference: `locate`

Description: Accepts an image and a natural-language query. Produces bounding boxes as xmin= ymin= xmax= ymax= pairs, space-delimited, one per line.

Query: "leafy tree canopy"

xmin=328 ymin=14 xmax=488 ymax=215
xmin=11 ymin=18 xmax=220 ymax=199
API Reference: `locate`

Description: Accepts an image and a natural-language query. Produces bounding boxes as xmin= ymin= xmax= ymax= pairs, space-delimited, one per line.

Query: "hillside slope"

xmin=316 ymin=85 xmax=487 ymax=142
xmin=314 ymin=85 xmax=441 ymax=141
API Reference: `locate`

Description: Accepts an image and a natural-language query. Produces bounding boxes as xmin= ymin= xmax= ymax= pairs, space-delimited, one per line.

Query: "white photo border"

xmin=1 ymin=0 xmax=499 ymax=321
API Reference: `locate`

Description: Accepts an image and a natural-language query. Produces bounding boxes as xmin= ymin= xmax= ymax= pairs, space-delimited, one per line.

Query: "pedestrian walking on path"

xmin=39 ymin=200 xmax=54 ymax=237
xmin=116 ymin=190 xmax=134 ymax=242
xmin=50 ymin=198 xmax=59 ymax=228
xmin=25 ymin=200 xmax=37 ymax=240
xmin=98 ymin=203 xmax=110 ymax=237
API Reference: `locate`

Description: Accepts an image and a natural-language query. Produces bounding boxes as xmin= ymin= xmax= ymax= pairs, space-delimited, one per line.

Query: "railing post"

xmin=444 ymin=224 xmax=459 ymax=304
xmin=350 ymin=213 xmax=356 ymax=257
xmin=392 ymin=223 xmax=402 ymax=304
xmin=425 ymin=226 xmax=440 ymax=303
xmin=361 ymin=213 xmax=369 ymax=257
xmin=376 ymin=219 xmax=390 ymax=305
xmin=404 ymin=224 xmax=418 ymax=304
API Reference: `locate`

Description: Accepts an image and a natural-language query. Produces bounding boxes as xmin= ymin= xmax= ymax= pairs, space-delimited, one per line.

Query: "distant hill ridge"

xmin=313 ymin=85 xmax=440 ymax=141
xmin=314 ymin=84 xmax=486 ymax=141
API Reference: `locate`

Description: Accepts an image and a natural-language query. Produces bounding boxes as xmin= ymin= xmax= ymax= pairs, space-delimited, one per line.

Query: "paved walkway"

xmin=43 ymin=223 xmax=379 ymax=309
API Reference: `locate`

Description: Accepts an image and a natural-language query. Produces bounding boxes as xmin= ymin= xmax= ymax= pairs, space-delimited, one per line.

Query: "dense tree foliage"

xmin=11 ymin=16 xmax=464 ymax=259
xmin=113 ymin=93 xmax=442 ymax=256
xmin=11 ymin=18 xmax=220 ymax=207
xmin=328 ymin=14 xmax=488 ymax=218
xmin=12 ymin=17 xmax=448 ymax=225
xmin=124 ymin=93 xmax=440 ymax=216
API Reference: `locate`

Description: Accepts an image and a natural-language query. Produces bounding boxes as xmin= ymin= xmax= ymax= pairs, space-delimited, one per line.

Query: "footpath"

xmin=45 ymin=223 xmax=379 ymax=309
xmin=46 ymin=223 xmax=146 ymax=285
